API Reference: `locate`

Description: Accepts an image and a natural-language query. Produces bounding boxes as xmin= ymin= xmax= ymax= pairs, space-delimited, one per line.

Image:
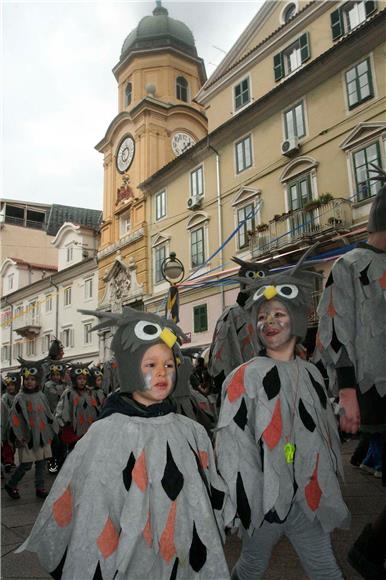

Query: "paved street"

xmin=2 ymin=439 xmax=385 ymax=579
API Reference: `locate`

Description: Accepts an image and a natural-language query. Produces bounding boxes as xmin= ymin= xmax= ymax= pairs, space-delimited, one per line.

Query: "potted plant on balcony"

xmin=256 ymin=223 xmax=269 ymax=233
xmin=318 ymin=193 xmax=334 ymax=205
xmin=303 ymin=199 xmax=321 ymax=212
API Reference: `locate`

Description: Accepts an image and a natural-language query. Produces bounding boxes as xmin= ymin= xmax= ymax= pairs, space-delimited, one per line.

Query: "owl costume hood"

xmin=241 ymin=244 xmax=321 ymax=342
xmin=69 ymin=362 xmax=92 ymax=387
xmin=18 ymin=356 xmax=47 ymax=388
xmin=48 ymin=362 xmax=66 ymax=378
xmin=208 ymin=258 xmax=270 ymax=387
xmin=80 ymin=308 xmax=186 ymax=394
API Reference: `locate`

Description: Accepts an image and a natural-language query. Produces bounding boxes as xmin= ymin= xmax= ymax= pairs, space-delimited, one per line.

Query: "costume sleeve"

xmin=215 ymin=364 xmax=262 ymax=533
xmin=316 ymin=258 xmax=357 ymax=390
xmin=9 ymin=396 xmax=30 ymax=445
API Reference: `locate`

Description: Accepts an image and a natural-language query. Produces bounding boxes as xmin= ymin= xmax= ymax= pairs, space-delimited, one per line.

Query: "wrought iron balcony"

xmin=249 ymin=198 xmax=352 ymax=258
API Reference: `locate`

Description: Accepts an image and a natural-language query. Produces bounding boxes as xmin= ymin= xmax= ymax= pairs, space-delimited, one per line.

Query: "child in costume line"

xmin=55 ymin=362 xmax=103 ymax=452
xmin=17 ymin=309 xmax=230 ymax=580
xmin=4 ymin=358 xmax=58 ymax=500
xmin=215 ymin=246 xmax=350 ymax=580
xmin=43 ymin=363 xmax=67 ymax=473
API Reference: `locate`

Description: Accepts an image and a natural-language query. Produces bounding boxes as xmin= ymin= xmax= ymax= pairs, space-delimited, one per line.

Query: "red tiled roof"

xmin=10 ymin=257 xmax=57 ymax=271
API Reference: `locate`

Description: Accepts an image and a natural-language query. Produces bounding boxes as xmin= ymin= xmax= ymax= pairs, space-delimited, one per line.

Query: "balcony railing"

xmin=250 ymin=198 xmax=352 ymax=258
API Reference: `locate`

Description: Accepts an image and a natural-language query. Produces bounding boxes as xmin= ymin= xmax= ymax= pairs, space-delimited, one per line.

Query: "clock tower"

xmin=96 ymin=1 xmax=207 ymax=313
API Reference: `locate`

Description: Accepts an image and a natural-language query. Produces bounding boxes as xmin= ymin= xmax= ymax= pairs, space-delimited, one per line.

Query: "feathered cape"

xmin=316 ymin=245 xmax=386 ymax=397
xmin=55 ymin=387 xmax=105 ymax=437
xmin=216 ymin=356 xmax=350 ymax=534
xmin=209 ymin=304 xmax=259 ymax=385
xmin=17 ymin=413 xmax=230 ymax=580
xmin=10 ymin=391 xmax=58 ymax=450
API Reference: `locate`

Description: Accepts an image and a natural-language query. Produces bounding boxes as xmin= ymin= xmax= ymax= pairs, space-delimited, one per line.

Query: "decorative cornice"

xmin=97 ymin=228 xmax=145 ymax=260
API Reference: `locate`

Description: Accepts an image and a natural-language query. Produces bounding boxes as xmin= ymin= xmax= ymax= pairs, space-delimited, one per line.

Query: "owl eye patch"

xmin=23 ymin=367 xmax=38 ymax=376
xmin=276 ymin=284 xmax=298 ymax=299
xmin=135 ymin=321 xmax=162 ymax=341
xmin=245 ymin=270 xmax=256 ymax=279
xmin=252 ymin=285 xmax=268 ymax=301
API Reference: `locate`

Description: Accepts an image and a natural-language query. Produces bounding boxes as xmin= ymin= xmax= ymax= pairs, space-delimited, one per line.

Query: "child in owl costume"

xmin=1 ymin=372 xmax=20 ymax=470
xmin=215 ymin=246 xmax=350 ymax=580
xmin=17 ymin=309 xmax=229 ymax=580
xmin=55 ymin=362 xmax=101 ymax=450
xmin=44 ymin=363 xmax=69 ymax=474
xmin=316 ymin=165 xmax=386 ymax=579
xmin=4 ymin=358 xmax=58 ymax=500
xmin=209 ymin=257 xmax=269 ymax=394
xmin=89 ymin=366 xmax=106 ymax=412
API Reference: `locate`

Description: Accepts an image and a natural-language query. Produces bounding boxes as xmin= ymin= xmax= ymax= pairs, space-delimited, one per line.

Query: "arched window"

xmin=125 ymin=82 xmax=132 ymax=107
xmin=176 ymin=76 xmax=188 ymax=102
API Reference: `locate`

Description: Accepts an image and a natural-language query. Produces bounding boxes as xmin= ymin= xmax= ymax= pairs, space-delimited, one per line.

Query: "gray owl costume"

xmin=209 ymin=257 xmax=269 ymax=390
xmin=43 ymin=363 xmax=67 ymax=413
xmin=17 ymin=308 xmax=229 ymax=580
xmin=316 ymin=164 xmax=386 ymax=430
xmin=55 ymin=363 xmax=103 ymax=439
xmin=215 ymin=246 xmax=349 ymax=578
xmin=9 ymin=358 xmax=58 ymax=458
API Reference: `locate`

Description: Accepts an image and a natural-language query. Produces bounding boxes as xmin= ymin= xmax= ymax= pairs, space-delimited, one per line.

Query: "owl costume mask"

xmin=79 ymin=308 xmax=186 ymax=394
xmin=69 ymin=362 xmax=92 ymax=387
xmin=242 ymin=244 xmax=321 ymax=343
xmin=48 ymin=363 xmax=66 ymax=378
xmin=18 ymin=357 xmax=47 ymax=388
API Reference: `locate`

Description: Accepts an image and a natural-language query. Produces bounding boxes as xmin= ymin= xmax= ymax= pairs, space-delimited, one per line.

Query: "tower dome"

xmin=120 ymin=1 xmax=197 ymax=60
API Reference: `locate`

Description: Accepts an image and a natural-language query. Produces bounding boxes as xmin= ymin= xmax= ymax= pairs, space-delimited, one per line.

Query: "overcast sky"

xmin=3 ymin=0 xmax=263 ymax=210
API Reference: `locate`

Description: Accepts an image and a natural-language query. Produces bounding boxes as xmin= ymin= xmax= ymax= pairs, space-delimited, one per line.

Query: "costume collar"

xmin=97 ymin=392 xmax=176 ymax=421
xmin=357 ymin=242 xmax=386 ymax=254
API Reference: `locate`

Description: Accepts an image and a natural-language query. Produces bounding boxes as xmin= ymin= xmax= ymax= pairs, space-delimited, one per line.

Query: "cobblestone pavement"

xmin=2 ymin=439 xmax=385 ymax=579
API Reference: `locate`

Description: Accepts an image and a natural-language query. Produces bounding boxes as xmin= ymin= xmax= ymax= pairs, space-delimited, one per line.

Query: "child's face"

xmin=257 ymin=300 xmax=294 ymax=352
xmin=6 ymin=381 xmax=16 ymax=394
xmin=95 ymin=375 xmax=103 ymax=388
xmin=24 ymin=375 xmax=38 ymax=390
xmin=63 ymin=370 xmax=71 ymax=383
xmin=51 ymin=372 xmax=62 ymax=383
xmin=133 ymin=343 xmax=176 ymax=407
xmin=75 ymin=375 xmax=87 ymax=389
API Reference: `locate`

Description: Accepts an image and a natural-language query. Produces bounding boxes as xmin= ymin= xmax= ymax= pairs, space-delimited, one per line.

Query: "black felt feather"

xmin=299 ymin=399 xmax=316 ymax=432
xmin=262 ymin=366 xmax=281 ymax=400
xmin=189 ymin=523 xmax=207 ymax=572
xmin=161 ymin=443 xmax=184 ymax=500
xmin=122 ymin=452 xmax=136 ymax=491
xmin=236 ymin=472 xmax=251 ymax=530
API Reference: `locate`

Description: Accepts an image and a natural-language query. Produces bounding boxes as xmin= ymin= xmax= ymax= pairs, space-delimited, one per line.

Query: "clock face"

xmin=116 ymin=135 xmax=135 ymax=173
xmin=171 ymin=132 xmax=196 ymax=157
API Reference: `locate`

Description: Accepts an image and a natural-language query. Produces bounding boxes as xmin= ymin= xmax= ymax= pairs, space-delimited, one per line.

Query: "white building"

xmin=1 ymin=222 xmax=101 ymax=372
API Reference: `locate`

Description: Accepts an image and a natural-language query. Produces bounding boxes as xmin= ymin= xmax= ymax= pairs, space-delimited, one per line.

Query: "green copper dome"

xmin=121 ymin=1 xmax=197 ymax=59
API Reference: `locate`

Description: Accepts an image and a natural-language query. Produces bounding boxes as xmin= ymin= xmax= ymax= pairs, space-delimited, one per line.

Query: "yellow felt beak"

xmin=160 ymin=327 xmax=177 ymax=349
xmin=23 ymin=369 xmax=32 ymax=377
xmin=263 ymin=285 xmax=278 ymax=300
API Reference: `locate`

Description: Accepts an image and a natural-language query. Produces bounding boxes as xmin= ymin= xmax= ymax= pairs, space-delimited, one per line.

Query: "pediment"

xmin=340 ymin=123 xmax=386 ymax=151
xmin=280 ymin=156 xmax=318 ymax=182
xmin=95 ymin=112 xmax=132 ymax=152
xmin=186 ymin=211 xmax=210 ymax=229
xmin=232 ymin=187 xmax=261 ymax=206
xmin=151 ymin=233 xmax=170 ymax=248
xmin=103 ymin=256 xmax=129 ymax=283
xmin=204 ymin=2 xmax=277 ymax=88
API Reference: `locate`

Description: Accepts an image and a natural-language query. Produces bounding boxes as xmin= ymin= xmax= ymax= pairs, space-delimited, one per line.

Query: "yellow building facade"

xmin=138 ymin=0 xmax=386 ymax=349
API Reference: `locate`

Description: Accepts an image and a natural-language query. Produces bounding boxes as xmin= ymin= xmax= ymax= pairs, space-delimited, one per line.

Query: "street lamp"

xmin=161 ymin=252 xmax=185 ymax=322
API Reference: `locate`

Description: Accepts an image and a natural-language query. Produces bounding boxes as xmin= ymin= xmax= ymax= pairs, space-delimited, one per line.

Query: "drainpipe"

xmin=207 ymin=139 xmax=225 ymax=311
xmin=4 ymin=296 xmax=13 ymax=367
xmin=50 ymin=276 xmax=60 ymax=338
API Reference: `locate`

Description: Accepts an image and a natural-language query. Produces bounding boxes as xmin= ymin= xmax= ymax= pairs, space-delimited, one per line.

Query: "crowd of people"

xmin=1 ymin=169 xmax=385 ymax=579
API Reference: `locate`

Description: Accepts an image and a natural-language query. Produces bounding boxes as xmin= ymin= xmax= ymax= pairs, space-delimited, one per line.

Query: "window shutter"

xmin=273 ymin=52 xmax=284 ymax=81
xmin=365 ymin=0 xmax=377 ymax=17
xmin=330 ymin=8 xmax=343 ymax=40
xmin=70 ymin=329 xmax=74 ymax=348
xmin=300 ymin=32 xmax=310 ymax=63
